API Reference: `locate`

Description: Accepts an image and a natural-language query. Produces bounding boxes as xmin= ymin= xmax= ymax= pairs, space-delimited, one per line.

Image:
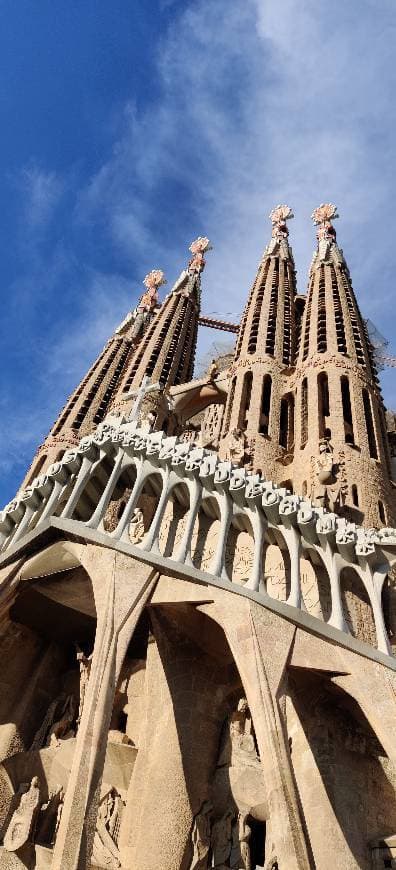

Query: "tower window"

xmin=259 ymin=375 xmax=272 ymax=435
xmin=224 ymin=377 xmax=236 ymax=433
xmin=265 ymin=259 xmax=279 ymax=356
xmin=239 ymin=371 xmax=253 ymax=428
xmin=362 ymin=389 xmax=378 ymax=459
xmin=317 ymin=265 xmax=327 ymax=353
xmin=351 ymin=485 xmax=359 ymax=506
xmin=318 ymin=372 xmax=330 ymax=439
xmin=301 ymin=378 xmax=308 ymax=448
xmin=341 ymin=376 xmax=355 ymax=444
xmin=279 ymin=394 xmax=294 ymax=451
xmin=378 ymin=500 xmax=386 ymax=524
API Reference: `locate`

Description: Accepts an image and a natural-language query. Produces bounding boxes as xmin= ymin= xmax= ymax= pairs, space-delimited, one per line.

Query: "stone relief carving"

xmin=3 ymin=776 xmax=41 ymax=852
xmin=76 ymin=644 xmax=93 ymax=727
xmin=128 ymin=507 xmax=145 ymax=545
xmin=312 ymin=439 xmax=346 ymax=513
xmin=226 ymin=429 xmax=247 ymax=466
xmin=92 ymin=789 xmax=124 ymax=869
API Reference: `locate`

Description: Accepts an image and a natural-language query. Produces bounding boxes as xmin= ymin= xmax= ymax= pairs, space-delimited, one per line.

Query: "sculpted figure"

xmin=190 ymin=800 xmax=212 ymax=869
xmin=129 ymin=507 xmax=145 ymax=544
xmin=227 ymin=428 xmax=246 ymax=466
xmin=47 ymin=695 xmax=75 ymax=747
xmin=3 ymin=776 xmax=41 ymax=852
xmin=92 ymin=790 xmax=123 ymax=869
xmin=312 ymin=439 xmax=344 ymax=512
xmin=229 ymin=698 xmax=257 ymax=762
xmin=76 ymin=645 xmax=93 ymax=727
xmin=239 ymin=814 xmax=252 ymax=870
xmin=30 ymin=692 xmax=74 ymax=751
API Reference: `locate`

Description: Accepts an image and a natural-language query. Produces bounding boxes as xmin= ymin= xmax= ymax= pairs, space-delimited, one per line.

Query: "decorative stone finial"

xmin=311 ymin=203 xmax=339 ymax=226
xmin=266 ymin=205 xmax=294 ymax=259
xmin=143 ymin=270 xmax=167 ymax=290
xmin=269 ymin=205 xmax=294 ymax=231
xmin=188 ymin=237 xmax=213 ymax=275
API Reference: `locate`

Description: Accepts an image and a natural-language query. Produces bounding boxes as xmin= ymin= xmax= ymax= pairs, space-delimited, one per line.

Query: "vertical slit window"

xmin=318 ymin=372 xmax=330 ymax=439
xmin=224 ymin=378 xmax=236 ymax=432
xmin=279 ymin=394 xmax=294 ymax=451
xmin=282 ymin=263 xmax=292 ymax=365
xmin=259 ymin=375 xmax=272 ymax=435
xmin=265 ymin=260 xmax=279 ymax=356
xmin=331 ymin=267 xmax=347 ymax=354
xmin=317 ymin=265 xmax=327 ymax=352
xmin=362 ymin=389 xmax=378 ymax=459
xmin=351 ymin=485 xmax=359 ymax=506
xmin=302 ymin=282 xmax=313 ymax=361
xmin=341 ymin=376 xmax=355 ymax=444
xmin=239 ymin=371 xmax=253 ymax=428
xmin=378 ymin=500 xmax=386 ymax=524
xmin=301 ymin=378 xmax=308 ymax=448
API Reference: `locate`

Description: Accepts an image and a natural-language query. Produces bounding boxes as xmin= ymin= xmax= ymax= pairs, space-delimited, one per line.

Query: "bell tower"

xmin=293 ymin=204 xmax=395 ymax=526
xmin=109 ymin=237 xmax=212 ymax=428
xmin=220 ymin=206 xmax=297 ymax=480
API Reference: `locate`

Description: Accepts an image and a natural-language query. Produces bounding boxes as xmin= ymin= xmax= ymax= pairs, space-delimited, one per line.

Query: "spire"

xmin=220 ymin=206 xmax=297 ymax=478
xmin=109 ymin=237 xmax=213 ymax=425
xmin=293 ymin=205 xmax=394 ymax=527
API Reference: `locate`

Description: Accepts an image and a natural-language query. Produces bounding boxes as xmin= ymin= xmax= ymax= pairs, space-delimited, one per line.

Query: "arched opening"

xmin=225 ymin=513 xmax=254 ymax=585
xmin=378 ymin=500 xmax=386 ymax=525
xmin=340 ymin=567 xmax=377 ymax=647
xmin=131 ymin=473 xmax=163 ymax=545
xmin=300 ymin=549 xmax=332 ymax=622
xmin=191 ymin=497 xmax=221 ymax=571
xmin=72 ymin=454 xmax=115 ymax=522
xmin=362 ymin=388 xmax=378 ymax=459
xmin=0 ymin=546 xmax=97 ymax=836
xmin=126 ymin=603 xmax=269 ymax=869
xmin=102 ymin=464 xmax=138 ymax=533
xmin=300 ymin=378 xmax=308 ymax=448
xmin=26 ymin=453 xmax=47 ymax=486
xmin=55 ymin=449 xmax=66 ymax=463
xmin=287 ymin=669 xmax=396 ymax=869
xmin=259 ymin=375 xmax=272 ymax=435
xmin=302 ymin=480 xmax=307 ymax=496
xmin=381 ymin=577 xmax=396 ymax=653
xmin=341 ymin=376 xmax=355 ymax=444
xmin=239 ymin=371 xmax=253 ymax=429
xmin=224 ymin=377 xmax=236 ymax=434
xmin=351 ymin=484 xmax=359 ymax=507
xmin=263 ymin=529 xmax=291 ymax=601
xmin=318 ymin=372 xmax=330 ymax=439
xmin=279 ymin=394 xmax=294 ymax=451
xmin=159 ymin=483 xmax=190 ymax=558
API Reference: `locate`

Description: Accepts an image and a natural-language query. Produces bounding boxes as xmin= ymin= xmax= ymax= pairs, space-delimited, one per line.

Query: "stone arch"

xmin=225 ymin=512 xmax=254 ymax=585
xmin=131 ymin=471 xmax=164 ymax=546
xmin=72 ymin=454 xmax=116 ymax=522
xmin=102 ymin=462 xmax=138 ymax=533
xmin=263 ymin=527 xmax=291 ymax=601
xmin=191 ymin=496 xmax=221 ymax=571
xmin=381 ymin=575 xmax=396 ymax=654
xmin=159 ymin=482 xmax=190 ymax=558
xmin=300 ymin=547 xmax=332 ymax=622
xmin=340 ymin=566 xmax=377 ymax=647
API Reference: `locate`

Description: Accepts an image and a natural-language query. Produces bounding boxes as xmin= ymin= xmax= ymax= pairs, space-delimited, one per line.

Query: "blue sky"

xmin=1 ymin=0 xmax=396 ymax=505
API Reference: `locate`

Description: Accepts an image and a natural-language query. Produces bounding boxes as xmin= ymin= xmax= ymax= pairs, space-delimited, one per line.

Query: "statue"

xmin=208 ymin=359 xmax=219 ymax=380
xmin=92 ymin=789 xmax=123 ymax=869
xmin=30 ymin=692 xmax=75 ymax=751
xmin=313 ymin=439 xmax=344 ymax=513
xmin=129 ymin=507 xmax=145 ymax=544
xmin=190 ymin=800 xmax=212 ymax=869
xmin=76 ymin=644 xmax=93 ymax=727
xmin=211 ymin=812 xmax=232 ymax=868
xmin=239 ymin=813 xmax=252 ymax=870
xmin=229 ymin=698 xmax=257 ymax=762
xmin=3 ymin=776 xmax=41 ymax=852
xmin=47 ymin=694 xmax=75 ymax=747
xmin=227 ymin=428 xmax=246 ymax=466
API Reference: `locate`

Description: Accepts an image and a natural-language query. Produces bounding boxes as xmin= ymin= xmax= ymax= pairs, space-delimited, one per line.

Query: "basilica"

xmin=0 ymin=204 xmax=396 ymax=869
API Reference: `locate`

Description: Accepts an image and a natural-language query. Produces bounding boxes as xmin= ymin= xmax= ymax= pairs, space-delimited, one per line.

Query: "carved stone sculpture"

xmin=227 ymin=428 xmax=246 ymax=466
xmin=3 ymin=776 xmax=41 ymax=852
xmin=47 ymin=694 xmax=75 ymax=747
xmin=76 ymin=644 xmax=93 ymax=727
xmin=92 ymin=789 xmax=123 ymax=869
xmin=129 ymin=507 xmax=145 ymax=544
xmin=239 ymin=813 xmax=252 ymax=870
xmin=36 ymin=785 xmax=64 ymax=846
xmin=190 ymin=800 xmax=212 ymax=869
xmin=30 ymin=692 xmax=74 ymax=750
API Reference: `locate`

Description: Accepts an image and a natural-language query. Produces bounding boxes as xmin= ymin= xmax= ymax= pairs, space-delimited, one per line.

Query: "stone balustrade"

xmin=2 ymin=420 xmax=396 ymax=656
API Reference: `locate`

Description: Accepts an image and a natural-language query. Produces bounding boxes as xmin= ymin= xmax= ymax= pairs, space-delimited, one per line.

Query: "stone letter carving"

xmin=3 ymin=777 xmax=41 ymax=852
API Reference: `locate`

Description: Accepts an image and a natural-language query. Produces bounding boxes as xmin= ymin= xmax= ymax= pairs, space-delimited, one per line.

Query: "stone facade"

xmin=2 ymin=206 xmax=396 ymax=869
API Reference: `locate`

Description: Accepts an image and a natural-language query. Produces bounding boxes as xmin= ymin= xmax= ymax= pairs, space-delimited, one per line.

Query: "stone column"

xmin=50 ymin=546 xmax=158 ymax=870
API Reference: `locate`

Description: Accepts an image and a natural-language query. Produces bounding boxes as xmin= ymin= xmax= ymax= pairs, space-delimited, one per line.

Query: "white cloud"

xmin=19 ymin=164 xmax=65 ymax=231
